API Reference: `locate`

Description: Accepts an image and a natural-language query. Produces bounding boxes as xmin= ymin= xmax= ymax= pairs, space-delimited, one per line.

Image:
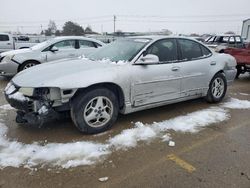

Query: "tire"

xmin=70 ymin=88 xmax=119 ymax=134
xmin=205 ymin=73 xmax=227 ymax=103
xmin=19 ymin=61 xmax=39 ymax=72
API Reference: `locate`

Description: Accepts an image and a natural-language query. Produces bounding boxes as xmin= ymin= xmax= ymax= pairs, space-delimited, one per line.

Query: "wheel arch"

xmin=72 ymin=82 xmax=125 ymax=110
xmin=209 ymin=70 xmax=225 ymax=83
xmin=18 ymin=60 xmax=41 ymax=72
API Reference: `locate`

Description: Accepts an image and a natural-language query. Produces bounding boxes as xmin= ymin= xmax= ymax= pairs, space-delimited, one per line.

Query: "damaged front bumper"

xmin=4 ymin=82 xmax=64 ymax=127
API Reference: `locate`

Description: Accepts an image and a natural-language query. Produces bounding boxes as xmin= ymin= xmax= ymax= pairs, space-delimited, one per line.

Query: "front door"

xmin=131 ymin=39 xmax=181 ymax=106
xmin=45 ymin=40 xmax=78 ymax=62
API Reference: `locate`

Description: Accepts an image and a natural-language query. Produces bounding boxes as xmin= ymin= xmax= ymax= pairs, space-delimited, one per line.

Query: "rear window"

xmin=0 ymin=35 xmax=9 ymax=41
xmin=79 ymin=40 xmax=95 ymax=48
xmin=201 ymin=45 xmax=212 ymax=57
xmin=178 ymin=39 xmax=203 ymax=60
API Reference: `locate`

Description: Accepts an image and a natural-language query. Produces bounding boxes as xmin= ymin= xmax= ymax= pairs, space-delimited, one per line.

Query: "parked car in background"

xmin=223 ymin=43 xmax=250 ymax=78
xmin=5 ymin=36 xmax=237 ymax=134
xmin=0 ymin=33 xmax=38 ymax=53
xmin=189 ymin=36 xmax=205 ymax=43
xmin=0 ymin=36 xmax=105 ymax=76
xmin=205 ymin=34 xmax=245 ymax=52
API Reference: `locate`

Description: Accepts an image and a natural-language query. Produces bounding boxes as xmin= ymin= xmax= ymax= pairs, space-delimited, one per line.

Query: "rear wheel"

xmin=71 ymin=88 xmax=119 ymax=134
xmin=206 ymin=73 xmax=227 ymax=103
xmin=19 ymin=61 xmax=39 ymax=72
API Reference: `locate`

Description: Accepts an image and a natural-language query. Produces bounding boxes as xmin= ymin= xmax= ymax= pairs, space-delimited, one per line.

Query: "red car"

xmin=224 ymin=43 xmax=250 ymax=78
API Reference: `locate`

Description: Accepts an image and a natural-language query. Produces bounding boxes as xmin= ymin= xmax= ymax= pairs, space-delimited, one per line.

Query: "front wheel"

xmin=19 ymin=61 xmax=39 ymax=72
xmin=205 ymin=73 xmax=227 ymax=103
xmin=71 ymin=88 xmax=119 ymax=134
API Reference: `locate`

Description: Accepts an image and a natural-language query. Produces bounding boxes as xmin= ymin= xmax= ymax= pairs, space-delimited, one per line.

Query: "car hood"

xmin=12 ymin=58 xmax=128 ymax=88
xmin=0 ymin=48 xmax=32 ymax=57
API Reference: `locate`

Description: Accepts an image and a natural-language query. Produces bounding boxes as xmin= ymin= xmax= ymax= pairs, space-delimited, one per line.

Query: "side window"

xmin=53 ymin=40 xmax=75 ymax=50
xmin=94 ymin=42 xmax=102 ymax=48
xmin=178 ymin=39 xmax=203 ymax=60
xmin=201 ymin=45 xmax=212 ymax=57
xmin=229 ymin=37 xmax=235 ymax=44
xmin=221 ymin=36 xmax=229 ymax=43
xmin=0 ymin=35 xmax=9 ymax=41
xmin=79 ymin=40 xmax=95 ymax=48
xmin=207 ymin=36 xmax=215 ymax=43
xmin=145 ymin=39 xmax=178 ymax=62
xmin=235 ymin=36 xmax=241 ymax=43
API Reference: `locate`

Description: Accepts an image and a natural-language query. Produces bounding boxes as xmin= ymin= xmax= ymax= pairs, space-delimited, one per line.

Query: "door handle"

xmin=69 ymin=54 xmax=75 ymax=57
xmin=171 ymin=66 xmax=180 ymax=71
xmin=210 ymin=61 xmax=216 ymax=65
xmin=7 ymin=43 xmax=11 ymax=45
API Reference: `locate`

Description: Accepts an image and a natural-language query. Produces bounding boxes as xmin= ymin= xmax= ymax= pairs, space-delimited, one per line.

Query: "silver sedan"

xmin=5 ymin=36 xmax=237 ymax=134
xmin=0 ymin=36 xmax=104 ymax=76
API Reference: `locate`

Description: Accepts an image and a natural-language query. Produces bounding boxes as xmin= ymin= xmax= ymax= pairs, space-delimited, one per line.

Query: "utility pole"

xmin=113 ymin=15 xmax=116 ymax=34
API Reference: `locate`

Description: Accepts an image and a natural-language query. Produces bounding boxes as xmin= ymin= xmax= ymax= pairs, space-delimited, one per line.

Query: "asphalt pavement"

xmin=0 ymin=74 xmax=249 ymax=188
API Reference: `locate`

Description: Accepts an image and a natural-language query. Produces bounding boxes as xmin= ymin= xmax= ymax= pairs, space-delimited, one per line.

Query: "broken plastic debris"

xmin=162 ymin=133 xmax=171 ymax=142
xmin=98 ymin=177 xmax=109 ymax=182
xmin=168 ymin=141 xmax=175 ymax=147
xmin=38 ymin=105 xmax=48 ymax=115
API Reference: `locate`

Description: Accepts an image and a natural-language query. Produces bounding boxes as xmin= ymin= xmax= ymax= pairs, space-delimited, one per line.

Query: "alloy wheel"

xmin=211 ymin=77 xmax=225 ymax=99
xmin=83 ymin=96 xmax=113 ymax=128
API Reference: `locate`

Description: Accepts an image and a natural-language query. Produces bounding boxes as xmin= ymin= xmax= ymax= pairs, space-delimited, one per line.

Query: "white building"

xmin=241 ymin=18 xmax=250 ymax=41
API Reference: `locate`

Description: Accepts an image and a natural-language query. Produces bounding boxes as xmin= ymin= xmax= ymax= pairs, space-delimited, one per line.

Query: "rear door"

xmin=176 ymin=39 xmax=213 ymax=97
xmin=77 ymin=40 xmax=100 ymax=56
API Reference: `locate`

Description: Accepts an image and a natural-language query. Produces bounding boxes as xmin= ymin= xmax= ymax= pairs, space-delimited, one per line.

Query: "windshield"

xmin=87 ymin=38 xmax=151 ymax=62
xmin=31 ymin=39 xmax=53 ymax=50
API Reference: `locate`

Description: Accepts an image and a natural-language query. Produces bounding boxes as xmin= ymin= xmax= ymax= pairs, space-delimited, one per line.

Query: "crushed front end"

xmin=4 ymin=82 xmax=75 ymax=127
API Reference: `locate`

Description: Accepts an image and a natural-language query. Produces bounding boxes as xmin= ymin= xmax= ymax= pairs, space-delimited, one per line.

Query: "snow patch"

xmin=0 ymin=105 xmax=230 ymax=169
xmin=97 ymin=58 xmax=128 ymax=65
xmin=222 ymin=98 xmax=250 ymax=109
xmin=239 ymin=93 xmax=250 ymax=96
xmin=152 ymin=107 xmax=229 ymax=133
xmin=0 ymin=123 xmax=110 ymax=168
xmin=108 ymin=122 xmax=157 ymax=150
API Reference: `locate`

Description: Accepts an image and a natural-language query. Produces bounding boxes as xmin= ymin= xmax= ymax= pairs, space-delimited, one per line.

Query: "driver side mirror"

xmin=137 ymin=54 xmax=159 ymax=64
xmin=50 ymin=46 xmax=59 ymax=52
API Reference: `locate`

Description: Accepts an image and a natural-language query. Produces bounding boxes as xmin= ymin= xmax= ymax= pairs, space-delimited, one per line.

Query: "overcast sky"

xmin=1 ymin=0 xmax=250 ymax=35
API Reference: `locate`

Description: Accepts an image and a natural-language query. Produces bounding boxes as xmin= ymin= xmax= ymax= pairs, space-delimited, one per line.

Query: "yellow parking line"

xmin=167 ymin=154 xmax=196 ymax=173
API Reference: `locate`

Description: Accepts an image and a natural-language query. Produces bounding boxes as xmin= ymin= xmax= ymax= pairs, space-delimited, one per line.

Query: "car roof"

xmin=212 ymin=34 xmax=241 ymax=37
xmin=52 ymin=36 xmax=105 ymax=45
xmin=128 ymin=35 xmax=202 ymax=42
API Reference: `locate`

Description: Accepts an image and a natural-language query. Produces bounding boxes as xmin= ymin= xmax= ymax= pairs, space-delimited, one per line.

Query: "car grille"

xmin=27 ymin=100 xmax=34 ymax=112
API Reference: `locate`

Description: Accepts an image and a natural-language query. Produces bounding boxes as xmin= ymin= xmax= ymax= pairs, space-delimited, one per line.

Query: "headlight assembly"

xmin=2 ymin=55 xmax=15 ymax=63
xmin=18 ymin=87 xmax=34 ymax=96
